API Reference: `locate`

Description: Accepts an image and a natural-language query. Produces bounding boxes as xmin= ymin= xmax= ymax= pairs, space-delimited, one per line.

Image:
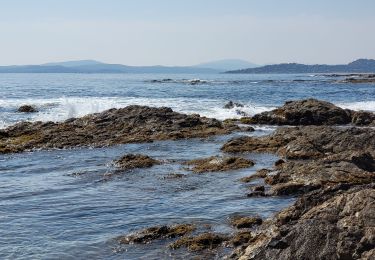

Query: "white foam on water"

xmin=336 ymin=101 xmax=375 ymax=112
xmin=0 ymin=97 xmax=274 ymax=128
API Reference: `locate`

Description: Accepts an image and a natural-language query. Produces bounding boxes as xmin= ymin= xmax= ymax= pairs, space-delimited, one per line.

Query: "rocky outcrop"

xmin=222 ymin=126 xmax=375 ymax=159
xmin=185 ymin=156 xmax=254 ymax=173
xmin=117 ymin=224 xmax=196 ymax=244
xmin=265 ymin=152 xmax=375 ymax=195
xmin=351 ymin=110 xmax=375 ymax=126
xmin=230 ymin=216 xmax=263 ymax=229
xmin=239 ymin=169 xmax=271 ymax=183
xmin=0 ymin=105 xmax=238 ymax=154
xmin=224 ymin=101 xmax=244 ymax=109
xmin=170 ymin=233 xmax=228 ymax=251
xmin=114 ymin=154 xmax=160 ymax=170
xmin=236 ymin=184 xmax=375 ymax=260
xmin=225 ymin=122 xmax=375 ymax=259
xmin=338 ymin=74 xmax=375 ymax=84
xmin=17 ymin=105 xmax=38 ymax=113
xmin=245 ymin=99 xmax=352 ymax=125
xmin=240 ymin=99 xmax=375 ymax=126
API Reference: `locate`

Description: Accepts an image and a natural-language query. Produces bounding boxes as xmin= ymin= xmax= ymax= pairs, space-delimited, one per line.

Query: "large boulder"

xmin=247 ymin=99 xmax=352 ymax=125
xmin=17 ymin=105 xmax=38 ymax=113
xmin=237 ymin=184 xmax=375 ymax=260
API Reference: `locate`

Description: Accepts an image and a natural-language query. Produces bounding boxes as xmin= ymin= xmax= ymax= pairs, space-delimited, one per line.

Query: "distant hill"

xmin=194 ymin=59 xmax=258 ymax=71
xmin=226 ymin=59 xmax=375 ymax=74
xmin=43 ymin=60 xmax=104 ymax=67
xmin=0 ymin=60 xmax=219 ymax=74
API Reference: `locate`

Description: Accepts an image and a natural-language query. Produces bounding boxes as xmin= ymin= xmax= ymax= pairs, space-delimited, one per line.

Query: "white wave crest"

xmin=337 ymin=101 xmax=375 ymax=112
xmin=0 ymin=97 xmax=273 ymax=128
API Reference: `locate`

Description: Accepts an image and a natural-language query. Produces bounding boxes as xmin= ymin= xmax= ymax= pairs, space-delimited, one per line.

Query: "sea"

xmin=1 ymin=73 xmax=374 ymax=259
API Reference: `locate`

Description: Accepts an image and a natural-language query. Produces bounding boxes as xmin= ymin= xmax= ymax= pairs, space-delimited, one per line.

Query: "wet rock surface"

xmin=117 ymin=224 xmax=196 ymax=244
xmin=222 ymin=126 xmax=375 ymax=159
xmin=236 ymin=184 xmax=375 ymax=260
xmin=337 ymin=74 xmax=375 ymax=84
xmin=170 ymin=233 xmax=228 ymax=251
xmin=0 ymin=105 xmax=238 ymax=154
xmin=241 ymin=99 xmax=375 ymax=126
xmin=230 ymin=216 xmax=263 ymax=229
xmin=246 ymin=99 xmax=352 ymax=125
xmin=185 ymin=156 xmax=255 ymax=173
xmin=239 ymin=169 xmax=271 ymax=183
xmin=226 ymin=100 xmax=375 ymax=259
xmin=17 ymin=105 xmax=38 ymax=113
xmin=224 ymin=101 xmax=245 ymax=109
xmin=114 ymin=154 xmax=160 ymax=170
xmin=230 ymin=231 xmax=253 ymax=247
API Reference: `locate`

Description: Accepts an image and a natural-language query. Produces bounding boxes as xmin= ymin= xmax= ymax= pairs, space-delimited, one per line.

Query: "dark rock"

xmin=274 ymin=159 xmax=285 ymax=167
xmin=241 ymin=126 xmax=255 ymax=132
xmin=269 ymin=182 xmax=321 ymax=196
xmin=351 ymin=110 xmax=375 ymax=126
xmin=230 ymin=216 xmax=263 ymax=229
xmin=251 ymin=185 xmax=265 ymax=192
xmin=170 ymin=233 xmax=228 ymax=251
xmin=338 ymin=74 xmax=375 ymax=84
xmin=248 ymin=99 xmax=352 ymax=125
xmin=240 ymin=169 xmax=271 ymax=183
xmin=117 ymin=224 xmax=196 ymax=244
xmin=224 ymin=101 xmax=244 ymax=109
xmin=222 ymin=126 xmax=375 ymax=159
xmin=238 ymin=185 xmax=375 ymax=260
xmin=114 ymin=154 xmax=160 ymax=170
xmin=17 ymin=105 xmax=38 ymax=113
xmin=247 ymin=191 xmax=267 ymax=197
xmin=230 ymin=231 xmax=253 ymax=247
xmin=162 ymin=173 xmax=186 ymax=179
xmin=351 ymin=152 xmax=375 ymax=172
xmin=185 ymin=156 xmax=254 ymax=173
xmin=0 ymin=105 xmax=238 ymax=154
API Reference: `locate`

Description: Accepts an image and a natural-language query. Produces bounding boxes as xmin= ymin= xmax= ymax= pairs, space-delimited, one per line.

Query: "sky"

xmin=0 ymin=0 xmax=375 ymax=66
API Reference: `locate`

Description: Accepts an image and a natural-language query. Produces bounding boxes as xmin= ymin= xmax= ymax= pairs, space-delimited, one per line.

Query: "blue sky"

xmin=1 ymin=0 xmax=374 ymax=65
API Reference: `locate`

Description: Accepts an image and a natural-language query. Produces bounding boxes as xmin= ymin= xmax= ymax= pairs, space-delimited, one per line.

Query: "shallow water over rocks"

xmin=0 ymin=129 xmax=294 ymax=259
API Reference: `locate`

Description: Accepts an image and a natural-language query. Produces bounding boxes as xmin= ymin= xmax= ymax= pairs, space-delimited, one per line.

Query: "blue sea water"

xmin=0 ymin=73 xmax=374 ymax=259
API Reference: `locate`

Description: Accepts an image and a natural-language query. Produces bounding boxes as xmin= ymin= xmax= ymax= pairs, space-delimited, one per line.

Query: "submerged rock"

xmin=230 ymin=216 xmax=263 ymax=229
xmin=17 ymin=105 xmax=38 ymax=113
xmin=338 ymin=74 xmax=375 ymax=84
xmin=117 ymin=224 xmax=196 ymax=244
xmin=0 ymin=105 xmax=238 ymax=154
xmin=170 ymin=232 xmax=228 ymax=251
xmin=224 ymin=101 xmax=244 ymax=109
xmin=114 ymin=154 xmax=160 ymax=170
xmin=185 ymin=156 xmax=254 ymax=173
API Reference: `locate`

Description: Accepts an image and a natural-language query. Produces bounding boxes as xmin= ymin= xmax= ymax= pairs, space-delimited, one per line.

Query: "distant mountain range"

xmin=195 ymin=59 xmax=258 ymax=71
xmin=0 ymin=59 xmax=256 ymax=74
xmin=226 ymin=59 xmax=375 ymax=74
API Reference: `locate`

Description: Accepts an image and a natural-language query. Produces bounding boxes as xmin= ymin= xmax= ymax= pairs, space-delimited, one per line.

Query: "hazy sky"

xmin=1 ymin=0 xmax=375 ymax=66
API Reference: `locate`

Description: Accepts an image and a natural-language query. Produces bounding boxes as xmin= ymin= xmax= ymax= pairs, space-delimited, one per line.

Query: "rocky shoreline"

xmin=0 ymin=105 xmax=237 ymax=154
xmin=2 ymin=99 xmax=375 ymax=259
